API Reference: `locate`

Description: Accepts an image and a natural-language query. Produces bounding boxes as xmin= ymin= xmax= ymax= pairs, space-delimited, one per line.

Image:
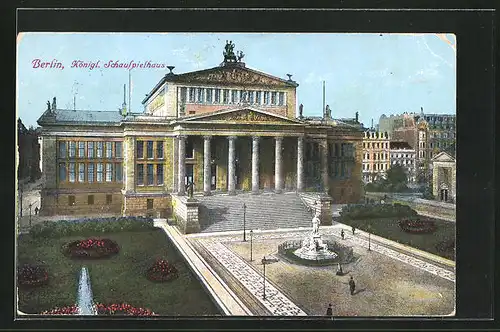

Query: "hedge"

xmin=29 ymin=216 xmax=155 ymax=239
xmin=339 ymin=203 xmax=418 ymax=221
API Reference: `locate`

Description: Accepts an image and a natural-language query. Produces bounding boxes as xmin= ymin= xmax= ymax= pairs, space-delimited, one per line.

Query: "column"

xmin=296 ymin=136 xmax=304 ymax=192
xmin=227 ymin=136 xmax=237 ymax=195
xmin=320 ymin=139 xmax=329 ymax=193
xmin=275 ymin=136 xmax=284 ymax=193
xmin=251 ymin=136 xmax=260 ymax=194
xmin=177 ymin=135 xmax=186 ymax=195
xmin=203 ymin=135 xmax=212 ymax=195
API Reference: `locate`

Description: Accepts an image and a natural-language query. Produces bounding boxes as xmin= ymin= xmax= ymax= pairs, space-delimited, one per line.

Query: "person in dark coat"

xmin=349 ymin=276 xmax=356 ymax=295
xmin=336 ymin=263 xmax=343 ymax=276
xmin=34 ymin=206 xmax=39 ymax=215
xmin=341 ymin=229 xmax=345 ymax=240
xmin=351 ymin=226 xmax=355 ymax=235
xmin=326 ymin=303 xmax=333 ymax=316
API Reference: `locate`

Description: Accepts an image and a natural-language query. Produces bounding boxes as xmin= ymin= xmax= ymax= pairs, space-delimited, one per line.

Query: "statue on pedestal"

xmin=311 ymin=210 xmax=321 ymax=235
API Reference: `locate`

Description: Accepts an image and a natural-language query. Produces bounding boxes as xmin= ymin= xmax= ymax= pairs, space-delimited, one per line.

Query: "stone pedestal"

xmin=171 ymin=194 xmax=200 ymax=234
xmin=317 ymin=194 xmax=333 ymax=226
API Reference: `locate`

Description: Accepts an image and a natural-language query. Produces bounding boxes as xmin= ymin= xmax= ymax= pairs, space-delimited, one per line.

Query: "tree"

xmin=385 ymin=165 xmax=408 ymax=187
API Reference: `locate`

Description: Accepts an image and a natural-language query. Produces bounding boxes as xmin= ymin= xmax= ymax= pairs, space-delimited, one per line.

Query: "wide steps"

xmin=197 ymin=192 xmax=313 ymax=233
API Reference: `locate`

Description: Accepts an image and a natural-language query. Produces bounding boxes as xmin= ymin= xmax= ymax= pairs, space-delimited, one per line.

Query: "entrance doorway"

xmin=185 ymin=164 xmax=194 ymax=186
xmin=211 ymin=164 xmax=217 ymax=190
xmin=440 ymin=188 xmax=448 ymax=202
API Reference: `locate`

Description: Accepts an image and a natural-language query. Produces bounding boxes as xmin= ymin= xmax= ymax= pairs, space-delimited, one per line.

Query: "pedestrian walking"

xmin=34 ymin=206 xmax=39 ymax=215
xmin=336 ymin=263 xmax=343 ymax=276
xmin=349 ymin=276 xmax=356 ymax=295
xmin=326 ymin=303 xmax=333 ymax=316
xmin=340 ymin=229 xmax=345 ymax=240
xmin=352 ymin=226 xmax=355 ymax=235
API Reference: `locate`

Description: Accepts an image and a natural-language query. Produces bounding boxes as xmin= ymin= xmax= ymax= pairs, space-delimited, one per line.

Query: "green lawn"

xmin=17 ymin=229 xmax=220 ymax=316
xmin=338 ymin=217 xmax=455 ymax=260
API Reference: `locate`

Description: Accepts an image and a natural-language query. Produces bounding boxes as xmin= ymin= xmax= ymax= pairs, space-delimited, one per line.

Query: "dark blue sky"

xmin=17 ymin=33 xmax=456 ymax=128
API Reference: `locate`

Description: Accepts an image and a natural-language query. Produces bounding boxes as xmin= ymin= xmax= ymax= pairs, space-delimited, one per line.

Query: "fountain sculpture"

xmin=76 ymin=266 xmax=97 ymax=315
xmin=293 ymin=209 xmax=338 ymax=261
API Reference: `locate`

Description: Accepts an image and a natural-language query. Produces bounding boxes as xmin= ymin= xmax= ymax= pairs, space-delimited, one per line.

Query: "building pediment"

xmin=173 ymin=65 xmax=297 ymax=88
xmin=431 ymin=151 xmax=455 ymax=162
xmin=177 ymin=107 xmax=302 ymax=125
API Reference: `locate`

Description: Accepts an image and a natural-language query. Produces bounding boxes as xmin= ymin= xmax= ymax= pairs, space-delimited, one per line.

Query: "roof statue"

xmin=223 ymin=41 xmax=245 ymax=63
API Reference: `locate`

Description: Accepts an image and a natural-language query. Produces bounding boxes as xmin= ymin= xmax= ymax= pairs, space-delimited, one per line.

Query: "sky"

xmin=17 ymin=33 xmax=456 ymax=128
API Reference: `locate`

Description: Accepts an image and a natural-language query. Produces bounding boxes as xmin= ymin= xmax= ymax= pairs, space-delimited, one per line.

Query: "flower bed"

xmin=340 ymin=203 xmax=418 ymax=221
xmin=41 ymin=303 xmax=157 ymax=316
xmin=62 ymin=238 xmax=119 ymax=259
xmin=146 ymin=258 xmax=178 ymax=282
xmin=17 ymin=264 xmax=49 ymax=287
xmin=398 ymin=218 xmax=437 ymax=234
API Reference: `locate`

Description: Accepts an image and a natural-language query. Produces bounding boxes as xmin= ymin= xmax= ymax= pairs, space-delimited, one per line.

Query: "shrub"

xmin=340 ymin=203 xmax=418 ymax=220
xmin=41 ymin=303 xmax=157 ymax=316
xmin=30 ymin=217 xmax=155 ymax=239
xmin=398 ymin=218 xmax=437 ymax=234
xmin=61 ymin=238 xmax=120 ymax=259
xmin=146 ymin=258 xmax=179 ymax=282
xmin=17 ymin=264 xmax=49 ymax=288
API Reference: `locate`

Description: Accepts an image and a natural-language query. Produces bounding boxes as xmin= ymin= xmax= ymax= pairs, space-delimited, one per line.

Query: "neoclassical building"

xmin=37 ymin=48 xmax=364 ymax=217
xmin=361 ymin=130 xmax=391 ymax=183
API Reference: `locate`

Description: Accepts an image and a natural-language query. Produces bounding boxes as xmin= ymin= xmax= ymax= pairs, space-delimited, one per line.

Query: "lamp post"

xmin=262 ymin=256 xmax=267 ymax=300
xmin=250 ymin=230 xmax=253 ymax=261
xmin=243 ymin=203 xmax=247 ymax=242
xmin=29 ymin=203 xmax=32 ymax=228
xmin=367 ymin=225 xmax=372 ymax=251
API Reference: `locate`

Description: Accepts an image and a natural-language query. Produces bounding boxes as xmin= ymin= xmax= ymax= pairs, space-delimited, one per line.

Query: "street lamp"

xmin=29 ymin=202 xmax=33 ymax=228
xmin=367 ymin=225 xmax=372 ymax=251
xmin=262 ymin=256 xmax=267 ymax=300
xmin=243 ymin=203 xmax=247 ymax=242
xmin=250 ymin=230 xmax=253 ymax=261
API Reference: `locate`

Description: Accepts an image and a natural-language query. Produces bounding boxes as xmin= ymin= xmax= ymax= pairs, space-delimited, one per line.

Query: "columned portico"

xmin=227 ymin=136 xmax=237 ymax=195
xmin=296 ymin=136 xmax=304 ymax=192
xmin=177 ymin=135 xmax=187 ymax=195
xmin=203 ymin=135 xmax=212 ymax=195
xmin=251 ymin=136 xmax=260 ymax=194
xmin=274 ymin=136 xmax=284 ymax=193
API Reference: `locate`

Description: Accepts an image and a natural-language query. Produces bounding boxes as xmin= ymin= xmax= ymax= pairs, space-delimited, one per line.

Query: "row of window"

xmin=180 ymin=87 xmax=286 ymax=107
xmin=430 ymin=132 xmax=455 ymax=139
xmin=136 ymin=163 xmax=164 ymax=186
xmin=392 ymin=160 xmax=414 ymax=166
xmin=391 ymin=153 xmax=414 ymax=159
xmin=364 ymin=153 xmax=388 ymax=160
xmin=362 ymin=163 xmax=389 ymax=171
xmin=59 ymin=162 xmax=123 ymax=183
xmin=362 ymin=142 xmax=389 ymax=149
xmin=68 ymin=194 xmax=113 ymax=206
xmin=59 ymin=141 xmax=123 ymax=159
xmin=136 ymin=140 xmax=164 ymax=159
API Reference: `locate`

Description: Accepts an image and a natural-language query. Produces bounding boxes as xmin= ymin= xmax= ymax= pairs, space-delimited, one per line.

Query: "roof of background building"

xmin=37 ymin=109 xmax=123 ymax=126
xmin=390 ymin=141 xmax=413 ymax=150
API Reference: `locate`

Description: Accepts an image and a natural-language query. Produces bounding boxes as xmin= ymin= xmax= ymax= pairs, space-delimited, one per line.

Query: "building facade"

xmin=431 ymin=151 xmax=456 ymax=203
xmin=37 ymin=50 xmax=364 ymax=217
xmin=361 ymin=130 xmax=391 ymax=183
xmin=17 ymin=119 xmax=41 ymax=182
xmin=389 ymin=141 xmax=416 ymax=183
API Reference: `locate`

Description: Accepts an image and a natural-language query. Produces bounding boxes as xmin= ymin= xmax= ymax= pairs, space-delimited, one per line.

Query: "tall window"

xmin=278 ymin=92 xmax=285 ymax=106
xmin=68 ymin=195 xmax=75 ymax=206
xmin=256 ymin=91 xmax=262 ymax=104
xmin=96 ymin=142 xmax=103 ymax=158
xmin=97 ymin=163 xmax=103 ymax=182
xmin=59 ymin=141 xmax=66 ymax=158
xmin=115 ymin=163 xmax=123 ymax=181
xmin=69 ymin=142 xmax=76 ymax=158
xmin=68 ymin=163 xmax=75 ymax=182
xmin=87 ymin=142 xmax=94 ymax=158
xmin=137 ymin=164 xmax=144 ymax=185
xmin=147 ymin=141 xmax=154 ymax=159
xmin=156 ymin=141 xmax=164 ymax=159
xmin=78 ymin=163 xmax=85 ymax=182
xmin=137 ymin=141 xmax=144 ymax=159
xmin=197 ymin=88 xmax=204 ymax=103
xmin=115 ymin=142 xmax=122 ymax=158
xmin=223 ymin=89 xmax=229 ymax=103
xmin=206 ymin=89 xmax=213 ymax=103
xmin=214 ymin=89 xmax=221 ymax=103
xmin=59 ymin=162 xmax=66 ymax=181
xmin=106 ymin=194 xmax=112 ymax=204
xmin=185 ymin=139 xmax=194 ymax=159
xmin=241 ymin=90 xmax=248 ymax=103
xmin=180 ymin=87 xmax=187 ymax=103
xmin=88 ymin=163 xmax=94 ymax=183
xmin=147 ymin=164 xmax=154 ymax=185
xmin=78 ymin=142 xmax=85 ymax=158
xmin=231 ymin=90 xmax=237 ymax=103
xmin=147 ymin=199 xmax=153 ymax=210
xmin=106 ymin=142 xmax=113 ymax=158
xmin=189 ymin=88 xmax=195 ymax=102
xmin=249 ymin=91 xmax=255 ymax=104
xmin=88 ymin=195 xmax=94 ymax=205
xmin=106 ymin=163 xmax=113 ymax=182
xmin=271 ymin=91 xmax=277 ymax=105
xmin=157 ymin=164 xmax=164 ymax=185
xmin=263 ymin=91 xmax=270 ymax=104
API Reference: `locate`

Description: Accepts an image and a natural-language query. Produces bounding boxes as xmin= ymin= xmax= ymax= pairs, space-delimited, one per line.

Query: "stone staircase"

xmin=196 ymin=191 xmax=314 ymax=233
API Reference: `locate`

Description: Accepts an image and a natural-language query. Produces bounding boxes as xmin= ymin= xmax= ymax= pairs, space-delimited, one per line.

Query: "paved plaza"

xmin=187 ymin=224 xmax=455 ymax=316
